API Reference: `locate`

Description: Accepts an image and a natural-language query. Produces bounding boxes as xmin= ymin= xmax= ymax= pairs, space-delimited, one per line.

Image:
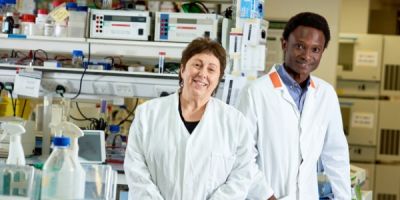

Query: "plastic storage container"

xmin=0 ymin=164 xmax=42 ymax=199
xmin=41 ymin=136 xmax=85 ymax=200
xmin=82 ymin=164 xmax=117 ymax=200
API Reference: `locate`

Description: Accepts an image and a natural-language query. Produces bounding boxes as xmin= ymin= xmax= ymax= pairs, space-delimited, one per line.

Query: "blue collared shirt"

xmin=277 ymin=64 xmax=310 ymax=113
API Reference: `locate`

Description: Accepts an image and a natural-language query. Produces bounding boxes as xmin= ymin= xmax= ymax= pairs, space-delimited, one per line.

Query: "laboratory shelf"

xmin=0 ymin=64 xmax=180 ymax=99
xmin=0 ymin=34 xmax=89 ymax=54
xmin=0 ymin=34 xmax=188 ymax=60
xmin=88 ymin=38 xmax=188 ymax=60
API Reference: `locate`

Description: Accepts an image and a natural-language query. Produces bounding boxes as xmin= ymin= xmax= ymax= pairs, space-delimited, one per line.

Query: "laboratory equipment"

xmin=41 ymin=136 xmax=85 ymax=200
xmin=78 ymin=130 xmax=106 ymax=164
xmin=89 ymin=9 xmax=152 ymax=41
xmin=375 ymin=164 xmax=400 ymax=200
xmin=377 ymin=101 xmax=400 ymax=162
xmin=339 ymin=98 xmax=379 ymax=162
xmin=154 ymin=12 xmax=223 ymax=43
xmin=381 ymin=36 xmax=400 ymax=96
xmin=337 ymin=33 xmax=383 ymax=81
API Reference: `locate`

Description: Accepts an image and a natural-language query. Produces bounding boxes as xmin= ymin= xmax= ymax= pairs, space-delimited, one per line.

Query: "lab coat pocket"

xmin=208 ymin=153 xmax=236 ymax=191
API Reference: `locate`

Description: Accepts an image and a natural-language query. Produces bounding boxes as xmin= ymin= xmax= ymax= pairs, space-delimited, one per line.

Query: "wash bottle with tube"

xmin=0 ymin=122 xmax=26 ymax=166
xmin=41 ymin=121 xmax=86 ymax=200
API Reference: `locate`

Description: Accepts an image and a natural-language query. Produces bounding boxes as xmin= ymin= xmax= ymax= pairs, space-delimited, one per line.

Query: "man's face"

xmin=281 ymin=25 xmax=326 ymax=83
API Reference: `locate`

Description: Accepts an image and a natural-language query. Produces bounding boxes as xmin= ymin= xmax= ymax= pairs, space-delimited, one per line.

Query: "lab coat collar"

xmin=268 ymin=64 xmax=316 ymax=90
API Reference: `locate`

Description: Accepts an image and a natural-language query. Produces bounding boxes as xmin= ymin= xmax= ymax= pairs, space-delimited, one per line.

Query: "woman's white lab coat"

xmin=237 ymin=66 xmax=351 ymax=199
xmin=124 ymin=93 xmax=259 ymax=200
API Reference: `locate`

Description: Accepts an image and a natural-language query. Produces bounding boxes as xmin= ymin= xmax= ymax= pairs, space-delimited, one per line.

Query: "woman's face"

xmin=180 ymin=52 xmax=221 ymax=100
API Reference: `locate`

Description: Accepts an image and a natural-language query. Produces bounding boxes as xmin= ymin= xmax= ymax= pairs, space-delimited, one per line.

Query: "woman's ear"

xmin=180 ymin=64 xmax=184 ymax=75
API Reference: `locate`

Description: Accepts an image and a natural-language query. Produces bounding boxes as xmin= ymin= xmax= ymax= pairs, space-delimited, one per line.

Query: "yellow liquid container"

xmin=0 ymin=96 xmax=32 ymax=120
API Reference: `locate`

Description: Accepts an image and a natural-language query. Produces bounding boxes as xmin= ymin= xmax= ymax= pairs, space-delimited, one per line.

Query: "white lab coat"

xmin=237 ymin=65 xmax=351 ymax=199
xmin=124 ymin=92 xmax=262 ymax=200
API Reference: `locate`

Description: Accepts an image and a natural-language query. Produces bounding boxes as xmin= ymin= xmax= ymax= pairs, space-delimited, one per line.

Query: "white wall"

xmin=340 ymin=0 xmax=370 ymax=33
xmin=265 ymin=0 xmax=341 ymax=86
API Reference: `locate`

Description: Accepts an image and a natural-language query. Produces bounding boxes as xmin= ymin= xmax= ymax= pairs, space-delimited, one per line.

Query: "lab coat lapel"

xmin=268 ymin=65 xmax=300 ymax=118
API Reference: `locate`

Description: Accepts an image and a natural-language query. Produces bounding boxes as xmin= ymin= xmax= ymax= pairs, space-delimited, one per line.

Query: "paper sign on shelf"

xmin=49 ymin=3 xmax=69 ymax=23
xmin=351 ymin=112 xmax=374 ymax=128
xmin=355 ymin=51 xmax=378 ymax=67
xmin=14 ymin=70 xmax=42 ymax=98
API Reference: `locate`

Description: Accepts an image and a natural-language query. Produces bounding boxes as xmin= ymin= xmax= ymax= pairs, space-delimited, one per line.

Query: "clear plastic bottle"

xmin=106 ymin=125 xmax=123 ymax=149
xmin=41 ymin=136 xmax=86 ymax=200
xmin=71 ymin=50 xmax=84 ymax=68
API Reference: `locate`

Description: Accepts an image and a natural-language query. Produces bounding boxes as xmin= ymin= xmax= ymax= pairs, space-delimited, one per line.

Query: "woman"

xmin=124 ymin=38 xmax=261 ymax=199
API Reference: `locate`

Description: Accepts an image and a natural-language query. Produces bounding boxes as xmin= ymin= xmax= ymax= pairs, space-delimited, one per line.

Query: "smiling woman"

xmin=179 ymin=37 xmax=226 ymax=122
xmin=124 ymin=37 xmax=265 ymax=200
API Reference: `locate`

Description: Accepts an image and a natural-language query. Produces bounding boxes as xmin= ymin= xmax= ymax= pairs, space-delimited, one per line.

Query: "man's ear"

xmin=281 ymin=37 xmax=287 ymax=51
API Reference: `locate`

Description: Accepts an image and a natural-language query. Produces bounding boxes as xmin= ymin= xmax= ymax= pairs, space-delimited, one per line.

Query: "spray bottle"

xmin=56 ymin=121 xmax=84 ymax=158
xmin=0 ymin=122 xmax=26 ymax=166
xmin=41 ymin=121 xmax=86 ymax=200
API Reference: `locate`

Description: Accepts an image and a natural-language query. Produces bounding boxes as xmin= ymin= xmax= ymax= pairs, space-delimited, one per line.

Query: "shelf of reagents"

xmin=87 ymin=38 xmax=188 ymax=60
xmin=0 ymin=63 xmax=180 ymax=99
xmin=0 ymin=34 xmax=89 ymax=54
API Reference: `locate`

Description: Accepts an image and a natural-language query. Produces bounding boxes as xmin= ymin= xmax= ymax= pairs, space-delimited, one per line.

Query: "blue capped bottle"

xmin=41 ymin=136 xmax=85 ymax=200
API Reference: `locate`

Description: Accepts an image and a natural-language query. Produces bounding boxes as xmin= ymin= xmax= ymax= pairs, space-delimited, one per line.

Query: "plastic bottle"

xmin=34 ymin=9 xmax=48 ymax=36
xmin=20 ymin=13 xmax=35 ymax=35
xmin=71 ymin=50 xmax=84 ymax=68
xmin=2 ymin=12 xmax=13 ymax=33
xmin=41 ymin=136 xmax=86 ymax=200
xmin=4 ymin=0 xmax=19 ymax=31
xmin=106 ymin=125 xmax=122 ymax=149
xmin=43 ymin=20 xmax=54 ymax=36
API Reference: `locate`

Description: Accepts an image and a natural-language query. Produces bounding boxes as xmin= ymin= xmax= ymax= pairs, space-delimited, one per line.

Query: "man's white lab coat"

xmin=237 ymin=66 xmax=351 ymax=199
xmin=124 ymin=93 xmax=261 ymax=200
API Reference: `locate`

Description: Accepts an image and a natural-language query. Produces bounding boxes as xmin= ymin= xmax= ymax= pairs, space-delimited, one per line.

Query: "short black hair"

xmin=282 ymin=12 xmax=330 ymax=48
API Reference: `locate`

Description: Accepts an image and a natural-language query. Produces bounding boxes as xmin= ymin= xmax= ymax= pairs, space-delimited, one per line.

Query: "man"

xmin=237 ymin=12 xmax=351 ymax=199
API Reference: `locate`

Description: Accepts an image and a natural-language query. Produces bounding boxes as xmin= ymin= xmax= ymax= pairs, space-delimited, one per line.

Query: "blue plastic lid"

xmin=72 ymin=50 xmax=84 ymax=57
xmin=53 ymin=136 xmax=70 ymax=147
xmin=66 ymin=2 xmax=77 ymax=10
xmin=5 ymin=0 xmax=16 ymax=4
xmin=109 ymin=125 xmax=120 ymax=133
xmin=76 ymin=6 xmax=88 ymax=12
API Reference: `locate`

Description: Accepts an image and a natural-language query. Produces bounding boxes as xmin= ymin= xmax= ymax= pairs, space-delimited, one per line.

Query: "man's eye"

xmin=313 ymin=48 xmax=321 ymax=53
xmin=296 ymin=44 xmax=304 ymax=49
